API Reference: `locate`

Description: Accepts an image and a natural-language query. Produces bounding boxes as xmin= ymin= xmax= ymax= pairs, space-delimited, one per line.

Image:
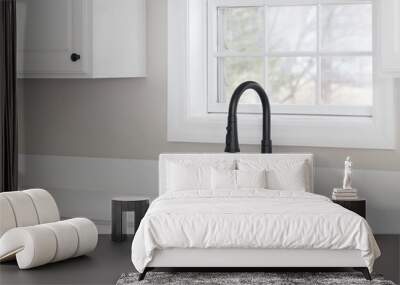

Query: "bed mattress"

xmin=131 ymin=189 xmax=380 ymax=273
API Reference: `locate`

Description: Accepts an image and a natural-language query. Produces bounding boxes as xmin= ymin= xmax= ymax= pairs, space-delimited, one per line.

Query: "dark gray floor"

xmin=1 ymin=235 xmax=399 ymax=285
xmin=0 ymin=235 xmax=133 ymax=285
xmin=374 ymin=235 xmax=400 ymax=284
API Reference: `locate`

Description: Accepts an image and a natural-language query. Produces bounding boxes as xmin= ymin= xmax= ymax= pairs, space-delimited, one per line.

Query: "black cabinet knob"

xmin=70 ymin=53 xmax=81 ymax=62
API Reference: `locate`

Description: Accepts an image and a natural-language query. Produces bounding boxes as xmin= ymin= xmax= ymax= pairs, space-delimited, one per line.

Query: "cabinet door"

xmin=379 ymin=0 xmax=400 ymax=76
xmin=17 ymin=0 xmax=89 ymax=77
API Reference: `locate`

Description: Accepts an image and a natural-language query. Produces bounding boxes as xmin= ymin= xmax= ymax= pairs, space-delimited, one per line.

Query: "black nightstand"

xmin=111 ymin=196 xmax=150 ymax=242
xmin=332 ymin=199 xmax=366 ymax=218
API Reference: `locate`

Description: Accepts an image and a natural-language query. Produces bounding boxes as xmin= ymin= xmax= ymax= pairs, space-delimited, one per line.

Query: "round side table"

xmin=111 ymin=196 xmax=150 ymax=242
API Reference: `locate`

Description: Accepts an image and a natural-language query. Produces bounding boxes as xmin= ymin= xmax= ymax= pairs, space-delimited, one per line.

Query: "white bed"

xmin=131 ymin=153 xmax=380 ymax=280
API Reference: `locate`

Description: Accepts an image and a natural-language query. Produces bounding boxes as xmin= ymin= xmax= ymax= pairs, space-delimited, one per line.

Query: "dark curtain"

xmin=0 ymin=0 xmax=18 ymax=192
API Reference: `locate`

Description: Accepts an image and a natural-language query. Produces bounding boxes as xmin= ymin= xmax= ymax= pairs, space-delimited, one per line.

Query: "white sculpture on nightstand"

xmin=343 ymin=156 xmax=353 ymax=190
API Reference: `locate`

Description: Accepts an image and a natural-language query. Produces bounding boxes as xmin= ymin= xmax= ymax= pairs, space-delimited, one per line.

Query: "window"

xmin=167 ymin=0 xmax=396 ymax=149
xmin=208 ymin=0 xmax=373 ymax=116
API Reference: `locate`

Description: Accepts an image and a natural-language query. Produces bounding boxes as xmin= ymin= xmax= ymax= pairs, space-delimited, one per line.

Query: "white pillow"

xmin=238 ymin=159 xmax=309 ymax=191
xmin=237 ymin=169 xmax=267 ymax=189
xmin=167 ymin=162 xmax=211 ymax=191
xmin=211 ymin=169 xmax=268 ymax=190
xmin=211 ymin=168 xmax=236 ymax=190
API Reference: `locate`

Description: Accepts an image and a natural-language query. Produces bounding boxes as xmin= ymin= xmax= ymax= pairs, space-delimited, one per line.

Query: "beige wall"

xmin=18 ymin=0 xmax=400 ymax=171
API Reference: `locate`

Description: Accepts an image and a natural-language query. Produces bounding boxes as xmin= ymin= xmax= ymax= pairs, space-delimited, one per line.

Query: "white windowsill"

xmin=168 ymin=112 xmax=396 ymax=149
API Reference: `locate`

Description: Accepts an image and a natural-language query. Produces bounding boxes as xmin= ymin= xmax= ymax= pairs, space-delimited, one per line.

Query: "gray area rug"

xmin=116 ymin=272 xmax=396 ymax=285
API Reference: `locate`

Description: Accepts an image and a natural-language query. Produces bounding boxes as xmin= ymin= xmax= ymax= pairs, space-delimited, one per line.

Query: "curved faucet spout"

xmin=224 ymin=81 xmax=272 ymax=154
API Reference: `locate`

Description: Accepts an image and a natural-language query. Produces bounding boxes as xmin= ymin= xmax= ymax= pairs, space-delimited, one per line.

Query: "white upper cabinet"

xmin=378 ymin=0 xmax=400 ymax=77
xmin=17 ymin=0 xmax=146 ymax=78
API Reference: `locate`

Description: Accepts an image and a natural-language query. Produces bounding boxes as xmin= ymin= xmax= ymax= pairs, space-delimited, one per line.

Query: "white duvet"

xmin=131 ymin=190 xmax=380 ymax=273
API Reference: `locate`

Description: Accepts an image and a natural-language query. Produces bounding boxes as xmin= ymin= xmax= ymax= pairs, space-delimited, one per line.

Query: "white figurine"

xmin=342 ymin=156 xmax=352 ymax=190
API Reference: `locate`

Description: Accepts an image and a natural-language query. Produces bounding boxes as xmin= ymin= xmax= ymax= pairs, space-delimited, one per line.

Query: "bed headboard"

xmin=159 ymin=153 xmax=314 ymax=195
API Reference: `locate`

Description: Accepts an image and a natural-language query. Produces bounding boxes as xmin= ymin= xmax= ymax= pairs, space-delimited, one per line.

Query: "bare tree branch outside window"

xmin=215 ymin=2 xmax=373 ymax=109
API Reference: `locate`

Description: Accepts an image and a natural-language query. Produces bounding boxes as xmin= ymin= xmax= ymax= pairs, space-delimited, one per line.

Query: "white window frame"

xmin=207 ymin=0 xmax=373 ymax=117
xmin=168 ymin=0 xmax=397 ymax=149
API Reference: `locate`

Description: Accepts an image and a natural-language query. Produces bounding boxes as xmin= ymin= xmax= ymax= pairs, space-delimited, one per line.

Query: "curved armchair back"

xmin=0 ymin=189 xmax=60 ymax=237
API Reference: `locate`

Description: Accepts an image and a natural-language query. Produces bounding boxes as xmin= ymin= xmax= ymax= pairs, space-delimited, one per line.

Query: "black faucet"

xmin=224 ymin=81 xmax=272 ymax=154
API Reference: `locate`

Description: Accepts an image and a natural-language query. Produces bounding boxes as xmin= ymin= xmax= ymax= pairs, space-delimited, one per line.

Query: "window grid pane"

xmin=218 ymin=7 xmax=265 ymax=54
xmin=320 ymin=4 xmax=372 ymax=53
xmin=267 ymin=5 xmax=317 ymax=53
xmin=218 ymin=57 xmax=266 ymax=104
xmin=266 ymin=56 xmax=317 ymax=105
xmin=321 ymin=56 xmax=373 ymax=106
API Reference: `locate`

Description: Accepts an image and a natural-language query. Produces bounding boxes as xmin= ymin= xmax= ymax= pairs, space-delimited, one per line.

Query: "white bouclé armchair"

xmin=0 ymin=189 xmax=98 ymax=269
